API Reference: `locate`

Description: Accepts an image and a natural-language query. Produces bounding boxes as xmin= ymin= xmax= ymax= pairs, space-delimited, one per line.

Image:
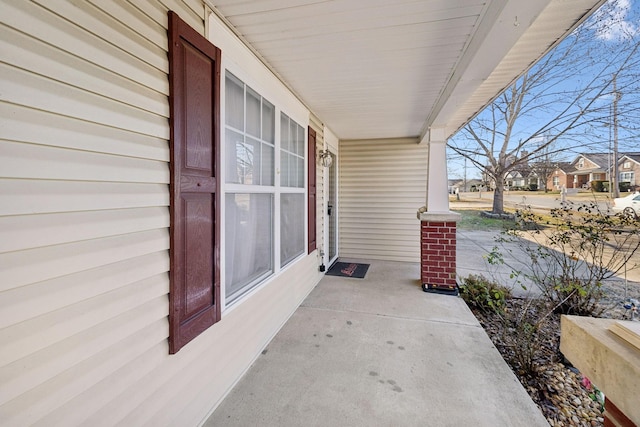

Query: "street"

xmin=454 ymin=190 xmax=613 ymax=213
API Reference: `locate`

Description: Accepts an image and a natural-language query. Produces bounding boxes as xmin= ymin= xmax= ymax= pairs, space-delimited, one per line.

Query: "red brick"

xmin=422 ymin=227 xmax=439 ymax=233
xmin=420 ymin=220 xmax=458 ymax=286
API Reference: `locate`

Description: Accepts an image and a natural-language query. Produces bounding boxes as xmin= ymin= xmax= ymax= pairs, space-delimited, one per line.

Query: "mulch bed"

xmin=469 ymin=279 xmax=639 ymax=427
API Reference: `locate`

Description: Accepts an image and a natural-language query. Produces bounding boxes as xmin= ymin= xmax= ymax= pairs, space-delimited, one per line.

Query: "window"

xmin=280 ymin=113 xmax=306 ymax=267
xmin=225 ymin=73 xmax=274 ymax=186
xmin=225 ymin=73 xmax=276 ymax=302
xmin=553 ymin=176 xmax=560 ymax=186
xmin=280 ymin=113 xmax=305 ymax=188
xmin=225 ymin=193 xmax=273 ymax=300
xmin=623 ymin=161 xmax=631 ymax=169
xmin=224 ymin=74 xmax=307 ymax=302
xmin=620 ymin=171 xmax=634 ymax=183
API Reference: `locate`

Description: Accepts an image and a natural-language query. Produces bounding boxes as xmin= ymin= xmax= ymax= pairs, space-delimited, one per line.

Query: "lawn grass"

xmin=453 ymin=209 xmax=517 ymax=231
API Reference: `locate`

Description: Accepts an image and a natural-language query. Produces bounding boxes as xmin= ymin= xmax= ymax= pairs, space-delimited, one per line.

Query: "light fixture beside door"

xmin=319 ymin=149 xmax=333 ymax=168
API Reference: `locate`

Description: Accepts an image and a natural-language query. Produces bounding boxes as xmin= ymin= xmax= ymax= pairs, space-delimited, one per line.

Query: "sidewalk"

xmin=204 ymin=258 xmax=549 ymax=427
xmin=451 ymin=196 xmax=640 ymax=285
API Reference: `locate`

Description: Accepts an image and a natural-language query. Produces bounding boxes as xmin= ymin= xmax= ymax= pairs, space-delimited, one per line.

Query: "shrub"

xmin=590 ymin=180 xmax=605 ymax=192
xmin=619 ymin=181 xmax=631 ymax=192
xmin=528 ymin=183 xmax=538 ymax=191
xmin=460 ymin=274 xmax=512 ymax=314
xmin=499 ymin=202 xmax=640 ymax=316
xmin=498 ymin=298 xmax=555 ymax=377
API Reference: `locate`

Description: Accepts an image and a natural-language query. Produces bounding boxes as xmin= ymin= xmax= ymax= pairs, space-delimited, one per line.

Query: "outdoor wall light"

xmin=319 ymin=149 xmax=333 ymax=168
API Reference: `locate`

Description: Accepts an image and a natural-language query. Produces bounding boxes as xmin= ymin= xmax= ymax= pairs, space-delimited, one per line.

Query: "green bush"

xmin=460 ymin=274 xmax=512 ymax=314
xmin=590 ymin=180 xmax=605 ymax=192
xmin=619 ymin=181 xmax=631 ymax=192
xmin=528 ymin=183 xmax=538 ymax=191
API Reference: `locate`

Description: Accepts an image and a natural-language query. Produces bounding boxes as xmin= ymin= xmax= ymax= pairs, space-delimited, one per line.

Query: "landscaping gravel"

xmin=470 ymin=278 xmax=639 ymax=427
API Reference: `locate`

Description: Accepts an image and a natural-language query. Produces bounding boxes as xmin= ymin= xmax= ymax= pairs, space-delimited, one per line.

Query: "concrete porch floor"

xmin=204 ymin=257 xmax=548 ymax=427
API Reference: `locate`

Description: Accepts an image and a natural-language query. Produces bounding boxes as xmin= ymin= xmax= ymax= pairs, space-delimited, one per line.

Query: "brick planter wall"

xmin=420 ymin=221 xmax=457 ymax=291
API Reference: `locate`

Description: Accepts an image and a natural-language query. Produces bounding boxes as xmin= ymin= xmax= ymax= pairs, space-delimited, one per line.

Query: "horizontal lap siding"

xmin=339 ymin=138 xmax=428 ymax=262
xmin=0 ymin=0 xmax=207 ymax=425
xmin=1 ymin=1 xmax=323 ymax=426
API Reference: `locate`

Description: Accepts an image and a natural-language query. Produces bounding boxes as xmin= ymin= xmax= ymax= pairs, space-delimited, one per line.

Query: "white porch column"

xmin=424 ymin=127 xmax=451 ymax=213
xmin=418 ymin=126 xmax=460 ymax=294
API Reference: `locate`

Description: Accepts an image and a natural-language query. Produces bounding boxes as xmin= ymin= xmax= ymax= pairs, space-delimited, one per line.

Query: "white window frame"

xmin=279 ymin=112 xmax=306 ymax=268
xmin=620 ymin=171 xmax=634 ymax=182
xmin=221 ymin=70 xmax=308 ymax=309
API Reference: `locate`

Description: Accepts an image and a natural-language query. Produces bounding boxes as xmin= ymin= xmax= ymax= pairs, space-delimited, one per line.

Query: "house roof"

xmin=571 ymin=152 xmax=611 ymax=173
xmin=554 ymin=162 xmax=574 ymax=173
xmin=206 ymin=0 xmax=604 ymax=141
xmin=620 ymin=153 xmax=640 ymax=165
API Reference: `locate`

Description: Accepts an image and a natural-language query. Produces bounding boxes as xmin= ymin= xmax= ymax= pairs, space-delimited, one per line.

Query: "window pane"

xmin=246 ymin=87 xmax=261 ymax=138
xmin=280 ymin=193 xmax=305 ymax=267
xmin=225 ymin=74 xmax=244 ymax=130
xmin=280 ymin=114 xmax=289 ymax=152
xmin=225 ymin=129 xmax=243 ymax=184
xmin=297 ymin=123 xmax=305 ymax=156
xmin=290 ymin=119 xmax=298 ymax=155
xmin=280 ymin=151 xmax=289 ymax=187
xmin=262 ymin=100 xmax=275 ymax=143
xmin=243 ymin=137 xmax=261 ymax=185
xmin=262 ymin=143 xmax=274 ymax=186
xmin=296 ymin=157 xmax=305 ymax=187
xmin=226 ymin=193 xmax=273 ymax=302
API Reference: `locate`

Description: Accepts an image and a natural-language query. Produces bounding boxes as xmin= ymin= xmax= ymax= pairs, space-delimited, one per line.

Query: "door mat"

xmin=326 ymin=262 xmax=370 ymax=279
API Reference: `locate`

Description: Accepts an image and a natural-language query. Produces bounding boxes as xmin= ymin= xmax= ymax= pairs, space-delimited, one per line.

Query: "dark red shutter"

xmin=307 ymin=127 xmax=317 ymax=254
xmin=168 ymin=11 xmax=221 ymax=354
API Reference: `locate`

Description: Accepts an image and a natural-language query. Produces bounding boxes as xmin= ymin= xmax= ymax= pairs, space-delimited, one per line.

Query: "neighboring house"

xmin=618 ymin=153 xmax=640 ymax=191
xmin=505 ymin=169 xmax=527 ymax=189
xmin=450 ymin=178 xmax=485 ymax=192
xmin=502 ymin=153 xmax=544 ymax=190
xmin=552 ymin=152 xmax=639 ymax=191
xmin=570 ymin=152 xmax=611 ymax=188
xmin=0 ymin=1 xmax=603 ymax=425
xmin=548 ymin=162 xmax=575 ymax=190
xmin=505 ymin=166 xmax=542 ymax=190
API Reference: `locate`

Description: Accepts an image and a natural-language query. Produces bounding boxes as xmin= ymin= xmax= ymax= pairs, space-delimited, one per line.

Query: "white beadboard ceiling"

xmin=207 ymin=0 xmax=604 ymax=141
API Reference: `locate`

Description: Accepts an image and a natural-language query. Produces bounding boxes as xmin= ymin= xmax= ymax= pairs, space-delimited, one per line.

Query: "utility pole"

xmin=463 ymin=157 xmax=467 ymax=192
xmin=613 ymin=75 xmax=620 ymax=198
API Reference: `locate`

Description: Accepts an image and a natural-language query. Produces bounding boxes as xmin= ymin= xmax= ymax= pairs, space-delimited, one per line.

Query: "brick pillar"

xmin=418 ymin=212 xmax=460 ymax=294
xmin=418 ymin=127 xmax=460 ymax=294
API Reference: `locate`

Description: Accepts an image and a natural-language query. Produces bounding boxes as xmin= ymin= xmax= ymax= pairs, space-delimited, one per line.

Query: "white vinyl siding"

xmin=0 ymin=2 xmax=323 ymax=425
xmin=0 ymin=0 xmax=199 ymax=424
xmin=339 ymin=138 xmax=428 ymax=263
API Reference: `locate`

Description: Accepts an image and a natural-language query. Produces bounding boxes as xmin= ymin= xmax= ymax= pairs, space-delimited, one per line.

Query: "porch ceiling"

xmin=207 ymin=0 xmax=604 ymax=141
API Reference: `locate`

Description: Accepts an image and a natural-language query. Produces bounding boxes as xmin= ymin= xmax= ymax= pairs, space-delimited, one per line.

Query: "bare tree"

xmin=448 ymin=0 xmax=640 ymax=214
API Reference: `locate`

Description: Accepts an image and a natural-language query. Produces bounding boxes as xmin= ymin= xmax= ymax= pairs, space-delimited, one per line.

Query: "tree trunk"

xmin=492 ymin=180 xmax=505 ymax=214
